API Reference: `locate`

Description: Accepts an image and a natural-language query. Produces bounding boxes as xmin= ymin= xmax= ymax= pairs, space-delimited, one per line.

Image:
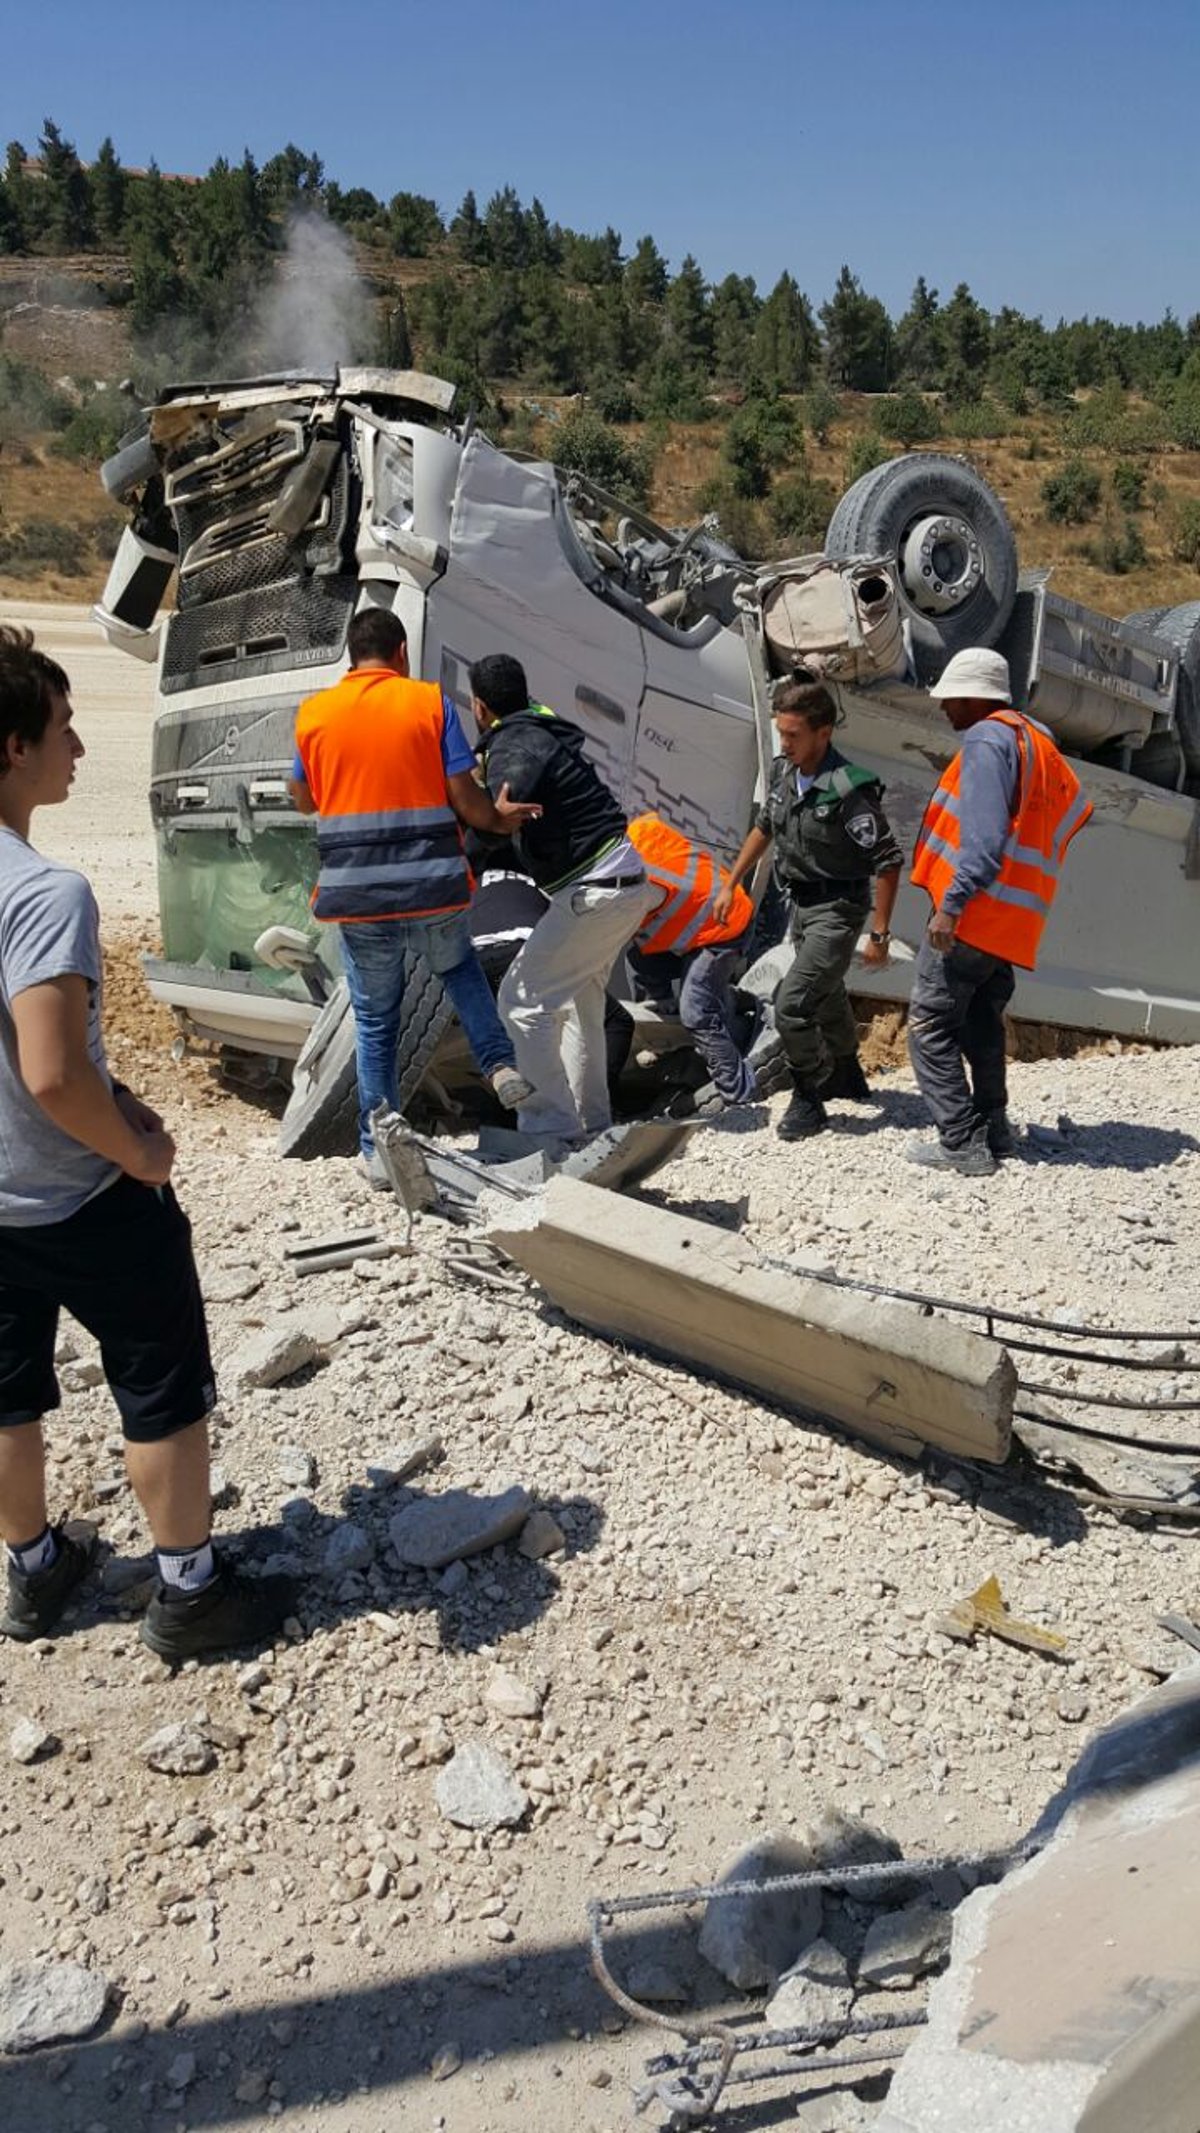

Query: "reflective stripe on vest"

xmin=295 ymin=670 xmax=472 ymax=923
xmin=627 ymin=813 xmax=753 ymax=954
xmin=910 ymin=710 xmax=1092 ymax=969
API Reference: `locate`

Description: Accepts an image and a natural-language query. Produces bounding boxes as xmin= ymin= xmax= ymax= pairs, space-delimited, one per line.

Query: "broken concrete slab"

xmin=877 ymin=1667 xmax=1200 ymax=2132
xmin=0 ymin=1961 xmax=109 ymax=2052
xmin=389 ymin=1485 xmax=532 ymax=1569
xmin=489 ymin=1178 xmax=1014 ymax=1464
xmin=370 ymin=1111 xmax=695 ymax=1224
xmin=698 ymin=1833 xmax=824 ymax=1991
xmin=435 ymin=1742 xmax=528 ymax=1831
xmin=858 ymin=1898 xmax=952 ymax=1989
xmin=765 ymin=1937 xmax=854 ymax=2039
xmin=229 ymin=1317 xmax=321 ymax=1391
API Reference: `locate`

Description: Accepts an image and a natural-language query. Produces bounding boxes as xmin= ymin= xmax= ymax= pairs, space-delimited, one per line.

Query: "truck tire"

xmin=1152 ymin=601 xmax=1200 ymax=778
xmin=278 ymin=959 xmax=454 ymax=1160
xmin=825 ymin=454 xmax=1018 ymax=661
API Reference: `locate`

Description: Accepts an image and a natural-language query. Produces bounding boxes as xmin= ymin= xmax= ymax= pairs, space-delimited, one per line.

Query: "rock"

xmin=438 ymin=1561 xmax=468 ymax=1597
xmin=323 ymin=1522 xmax=373 ymax=1577
xmin=0 ymin=1962 xmax=108 ymax=2052
xmin=517 ymin=1509 xmax=566 ymax=1560
xmin=229 ymin=1319 xmax=320 ymax=1391
xmin=698 ymin=1836 xmax=824 ymax=1992
xmin=138 ymin=1722 xmax=216 ymax=1777
xmin=626 ymin=1961 xmax=689 ymax=2006
xmin=431 ymin=2042 xmax=462 ymax=2081
xmin=764 ymin=1938 xmax=854 ymax=2039
xmin=62 ymin=1359 xmax=105 ymax=1391
xmin=390 ymin=1486 xmax=532 ymax=1570
xmin=235 ymin=2070 xmax=269 ymax=2104
xmin=1057 ymin=1688 xmax=1091 ymax=1724
xmin=204 ymin=1269 xmax=262 ymax=1305
xmin=435 ymin=1743 xmax=529 ymax=1832
xmin=9 ymin=1717 xmax=56 ymax=1766
xmin=484 ymin=1668 xmax=546 ymax=1721
xmin=858 ymin=1898 xmax=952 ymax=1989
xmin=166 ymin=2049 xmax=197 ymax=2089
xmin=367 ymin=1435 xmax=443 ymax=1486
xmin=100 ymin=1553 xmax=157 ymax=1597
xmin=367 ymin=1859 xmax=392 ymax=1900
xmin=700 ymin=1812 xmax=899 ymax=1992
xmin=277 ymin=1445 xmax=315 ymax=1488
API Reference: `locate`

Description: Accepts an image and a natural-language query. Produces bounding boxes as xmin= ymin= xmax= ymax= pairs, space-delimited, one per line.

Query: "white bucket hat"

xmin=929 ymin=647 xmax=1011 ymax=703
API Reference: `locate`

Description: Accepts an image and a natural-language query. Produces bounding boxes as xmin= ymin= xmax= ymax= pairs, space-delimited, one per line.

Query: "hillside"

xmin=2 ymin=235 xmax=1199 ymax=617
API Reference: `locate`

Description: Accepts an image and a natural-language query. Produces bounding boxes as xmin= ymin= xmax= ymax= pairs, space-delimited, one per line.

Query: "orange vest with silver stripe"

xmin=295 ymin=669 xmax=471 ymax=923
xmin=627 ymin=813 xmax=753 ymax=954
xmin=911 ymin=710 xmax=1092 ymax=970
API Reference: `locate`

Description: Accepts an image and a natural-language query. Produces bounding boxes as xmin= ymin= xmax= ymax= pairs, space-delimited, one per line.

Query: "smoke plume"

xmin=256 ymin=212 xmax=373 ymax=371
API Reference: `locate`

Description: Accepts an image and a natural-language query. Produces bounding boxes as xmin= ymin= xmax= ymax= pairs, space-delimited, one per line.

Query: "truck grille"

xmin=161 ymin=575 xmax=357 ymax=694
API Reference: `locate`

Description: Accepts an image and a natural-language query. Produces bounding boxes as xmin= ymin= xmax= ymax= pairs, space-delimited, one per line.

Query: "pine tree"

xmin=38 ymin=118 xmax=93 ymax=250
xmin=91 ymin=136 xmax=126 ymax=245
xmin=128 ymin=160 xmax=180 ymax=334
xmin=663 ymin=254 xmax=712 ymax=369
xmin=483 ymin=186 xmax=527 ymax=270
xmin=751 ymin=273 xmax=818 ymax=391
xmin=894 ymin=277 xmax=942 ymax=387
xmin=450 ymin=189 xmax=487 ymax=263
xmin=820 ymin=265 xmax=893 ymax=390
xmin=625 ymin=233 xmax=667 ymax=308
xmin=711 ymin=274 xmax=759 ymax=381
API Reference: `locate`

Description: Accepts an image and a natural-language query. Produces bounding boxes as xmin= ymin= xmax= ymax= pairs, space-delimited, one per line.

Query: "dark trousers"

xmin=774 ymin=898 xmax=865 ymax=1085
xmin=907 ymin=936 xmax=1015 ymax=1147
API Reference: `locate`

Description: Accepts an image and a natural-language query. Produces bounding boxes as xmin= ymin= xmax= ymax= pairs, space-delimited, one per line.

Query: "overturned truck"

xmin=94 ymin=367 xmax=1200 ymax=1150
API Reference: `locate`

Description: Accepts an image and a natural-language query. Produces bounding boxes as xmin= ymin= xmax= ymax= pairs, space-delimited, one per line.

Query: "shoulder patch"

xmin=844 ymin=808 xmax=880 ymax=850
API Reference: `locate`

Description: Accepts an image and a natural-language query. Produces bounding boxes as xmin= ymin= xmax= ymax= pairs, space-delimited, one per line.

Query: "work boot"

xmin=977 ymin=1108 xmax=1018 ymax=1158
xmin=358 ymin=1150 xmax=390 ymax=1191
xmin=490 ymin=1065 xmax=536 ymax=1109
xmin=904 ymin=1127 xmax=997 ymax=1178
xmin=777 ymin=1081 xmax=828 ymax=1141
xmin=140 ymin=1556 xmax=297 ymax=1664
xmin=823 ymin=1053 xmax=871 ymax=1101
xmin=1 ymin=1522 xmax=98 ymax=1641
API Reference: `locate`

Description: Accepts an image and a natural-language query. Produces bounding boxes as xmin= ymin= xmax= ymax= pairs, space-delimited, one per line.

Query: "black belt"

xmin=574 ymin=871 xmax=646 ymax=890
xmin=788 ymin=876 xmax=869 ymax=907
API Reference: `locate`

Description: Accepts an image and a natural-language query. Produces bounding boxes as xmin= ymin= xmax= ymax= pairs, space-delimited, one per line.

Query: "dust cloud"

xmin=255 ymin=211 xmax=373 ymax=372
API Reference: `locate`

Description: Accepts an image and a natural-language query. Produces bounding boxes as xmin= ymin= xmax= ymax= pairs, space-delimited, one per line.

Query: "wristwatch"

xmin=868 ymin=929 xmax=890 ymax=945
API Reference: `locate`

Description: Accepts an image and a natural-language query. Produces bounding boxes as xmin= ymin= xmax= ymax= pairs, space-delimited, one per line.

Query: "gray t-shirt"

xmin=0 ymin=829 xmax=119 ymax=1226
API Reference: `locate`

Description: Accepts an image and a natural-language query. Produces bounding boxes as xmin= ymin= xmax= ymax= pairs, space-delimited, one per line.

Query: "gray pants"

xmin=907 ymin=937 xmax=1015 ymax=1147
xmin=774 ymin=899 xmax=865 ymax=1085
xmin=633 ymin=941 xmax=757 ymax=1104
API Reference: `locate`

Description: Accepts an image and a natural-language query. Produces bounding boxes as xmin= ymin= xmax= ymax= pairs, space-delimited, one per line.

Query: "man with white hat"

xmin=905 ymin=646 xmax=1091 ymax=1176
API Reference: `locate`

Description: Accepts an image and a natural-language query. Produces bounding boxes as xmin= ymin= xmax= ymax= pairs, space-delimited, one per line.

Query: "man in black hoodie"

xmin=469 ymin=655 xmax=656 ymax=1149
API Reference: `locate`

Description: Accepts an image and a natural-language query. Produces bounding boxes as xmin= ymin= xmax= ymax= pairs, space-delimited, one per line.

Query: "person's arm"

xmin=712 ymin=823 xmax=772 ymax=926
xmin=928 ymin=725 xmax=1016 ymax=951
xmin=861 ymin=865 xmax=901 ymax=965
xmin=446 ymin=771 xmax=541 ymax=836
xmin=11 ymin=976 xmax=175 ymax=1184
xmin=288 ymin=744 xmax=317 ymax=817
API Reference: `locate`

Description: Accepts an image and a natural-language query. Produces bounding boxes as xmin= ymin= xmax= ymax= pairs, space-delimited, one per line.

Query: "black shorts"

xmin=0 ymin=1175 xmax=216 ymax=1443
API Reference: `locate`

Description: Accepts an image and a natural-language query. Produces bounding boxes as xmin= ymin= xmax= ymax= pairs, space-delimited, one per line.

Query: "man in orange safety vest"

xmin=625 ymin=812 xmax=759 ymax=1107
xmin=905 ymin=646 xmax=1092 ymax=1177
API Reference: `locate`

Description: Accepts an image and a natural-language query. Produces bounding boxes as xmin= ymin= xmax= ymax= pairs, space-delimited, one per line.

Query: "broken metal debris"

xmin=282 ymin=1227 xmax=396 ymax=1275
xmin=934 ymin=1574 xmax=1068 ymax=1659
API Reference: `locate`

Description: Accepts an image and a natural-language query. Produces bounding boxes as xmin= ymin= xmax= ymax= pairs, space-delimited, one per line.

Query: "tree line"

xmin=4 ymin=119 xmax=1200 ymax=429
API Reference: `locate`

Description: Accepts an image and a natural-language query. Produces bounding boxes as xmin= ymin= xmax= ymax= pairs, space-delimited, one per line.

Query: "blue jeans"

xmin=338 ymin=913 xmax=515 ymax=1155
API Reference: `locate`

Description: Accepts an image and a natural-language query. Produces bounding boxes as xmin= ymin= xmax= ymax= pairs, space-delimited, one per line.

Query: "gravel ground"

xmin=2 ymin=603 xmax=1199 ymax=2132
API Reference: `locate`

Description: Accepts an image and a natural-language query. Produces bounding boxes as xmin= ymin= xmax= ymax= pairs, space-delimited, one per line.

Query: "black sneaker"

xmin=777 ymin=1084 xmax=829 ymax=1141
xmin=1 ymin=1523 xmax=98 ymax=1641
xmin=823 ymin=1054 xmax=872 ymax=1101
xmin=139 ymin=1558 xmax=297 ymax=1663
xmin=978 ymin=1109 xmax=1018 ymax=1158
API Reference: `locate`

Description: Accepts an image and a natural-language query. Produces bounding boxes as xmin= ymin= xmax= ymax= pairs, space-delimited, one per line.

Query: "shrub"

xmin=1111 ymin=461 xmax=1146 ymax=513
xmin=767 ymin=465 xmax=837 ymax=548
xmin=843 ymin=430 xmax=889 ymax=486
xmin=0 ymin=355 xmax=74 ymax=443
xmin=693 ymin=478 xmax=765 ymax=559
xmin=721 ymin=395 xmax=803 ymax=499
xmin=948 ymin=396 xmax=1011 ymax=440
xmin=1080 ymin=511 xmax=1147 ymax=575
xmin=0 ymin=518 xmax=89 ymax=576
xmin=1169 ymin=498 xmax=1200 ymax=569
xmin=51 ymin=391 xmax=128 ymax=466
xmin=553 ymin=406 xmax=653 ymax=503
xmin=1040 ymin=457 xmax=1102 ymax=524
xmin=878 ymin=389 xmax=938 ymax=447
xmin=589 ymin=373 xmax=641 ymax=424
xmin=803 ymin=382 xmax=839 ymax=444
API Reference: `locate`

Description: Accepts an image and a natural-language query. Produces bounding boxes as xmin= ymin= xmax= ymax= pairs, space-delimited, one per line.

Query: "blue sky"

xmin=3 ymin=0 xmax=1197 ymax=325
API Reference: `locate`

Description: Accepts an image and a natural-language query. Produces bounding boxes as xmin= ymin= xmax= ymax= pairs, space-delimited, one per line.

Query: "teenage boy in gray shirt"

xmin=0 ymin=626 xmax=291 ymax=1659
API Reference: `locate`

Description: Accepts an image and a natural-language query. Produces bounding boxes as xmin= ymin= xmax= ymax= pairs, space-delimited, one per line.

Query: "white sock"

xmin=157 ymin=1538 xmax=216 ymax=1594
xmin=7 ymin=1525 xmax=58 ymax=1576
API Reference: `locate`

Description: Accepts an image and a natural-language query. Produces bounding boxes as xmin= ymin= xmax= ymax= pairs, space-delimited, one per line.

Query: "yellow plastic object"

xmin=944 ymin=1573 xmax=1068 ymax=1657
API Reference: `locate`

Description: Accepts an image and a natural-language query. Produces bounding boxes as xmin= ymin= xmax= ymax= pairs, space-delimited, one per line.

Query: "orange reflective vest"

xmin=911 ymin=710 xmax=1092 ymax=970
xmin=295 ymin=669 xmax=471 ymax=923
xmin=627 ymin=813 xmax=753 ymax=955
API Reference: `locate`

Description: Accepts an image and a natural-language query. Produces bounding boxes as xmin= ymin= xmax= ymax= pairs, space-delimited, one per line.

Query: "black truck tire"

xmin=1153 ymin=601 xmax=1200 ymax=778
xmin=825 ymin=453 xmax=1018 ymax=661
xmin=278 ymin=958 xmax=454 ymax=1160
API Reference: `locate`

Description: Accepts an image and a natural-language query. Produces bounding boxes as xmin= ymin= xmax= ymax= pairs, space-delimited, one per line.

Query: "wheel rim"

xmin=899 ymin=512 xmax=984 ymax=615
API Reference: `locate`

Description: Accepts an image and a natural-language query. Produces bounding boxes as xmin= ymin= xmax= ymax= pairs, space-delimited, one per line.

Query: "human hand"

xmin=712 ymin=884 xmax=734 ymax=927
xmin=126 ymin=1126 xmax=176 ymax=1186
xmin=927 ymin=910 xmax=957 ymax=954
xmin=115 ymin=1085 xmax=165 ymax=1136
xmin=494 ymin=781 xmax=543 ymax=829
xmin=861 ymin=935 xmax=890 ymax=968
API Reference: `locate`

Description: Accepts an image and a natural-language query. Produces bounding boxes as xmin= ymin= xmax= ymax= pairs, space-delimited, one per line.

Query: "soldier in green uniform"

xmin=715 ymin=679 xmax=903 ymax=1140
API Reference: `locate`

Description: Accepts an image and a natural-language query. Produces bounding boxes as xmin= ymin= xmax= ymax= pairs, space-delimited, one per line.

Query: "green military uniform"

xmin=757 ymin=744 xmax=903 ymax=1085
